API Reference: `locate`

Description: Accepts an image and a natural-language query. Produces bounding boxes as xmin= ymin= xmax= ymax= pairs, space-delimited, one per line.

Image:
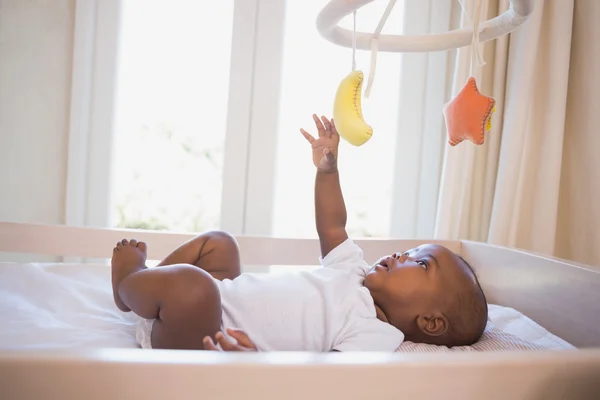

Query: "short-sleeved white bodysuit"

xmin=136 ymin=238 xmax=404 ymax=351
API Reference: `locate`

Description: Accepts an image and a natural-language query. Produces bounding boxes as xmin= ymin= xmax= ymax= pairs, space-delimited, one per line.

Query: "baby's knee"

xmin=205 ymin=230 xmax=238 ymax=248
xmin=165 ymin=265 xmax=221 ymax=311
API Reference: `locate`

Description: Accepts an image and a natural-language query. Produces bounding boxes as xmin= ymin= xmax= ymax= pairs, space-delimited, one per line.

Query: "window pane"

xmin=272 ymin=1 xmax=404 ymax=238
xmin=111 ymin=0 xmax=233 ymax=232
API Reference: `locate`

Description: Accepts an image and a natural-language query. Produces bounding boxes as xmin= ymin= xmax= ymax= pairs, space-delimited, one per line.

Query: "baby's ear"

xmin=416 ymin=314 xmax=448 ymax=337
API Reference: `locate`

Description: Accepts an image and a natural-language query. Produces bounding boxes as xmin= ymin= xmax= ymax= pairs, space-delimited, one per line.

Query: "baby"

xmin=111 ymin=114 xmax=488 ymax=352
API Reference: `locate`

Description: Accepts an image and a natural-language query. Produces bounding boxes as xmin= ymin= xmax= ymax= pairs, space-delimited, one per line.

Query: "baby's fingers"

xmin=300 ymin=128 xmax=315 ymax=144
xmin=323 ymin=148 xmax=335 ymax=164
xmin=330 ymin=119 xmax=340 ymax=138
xmin=215 ymin=331 xmax=240 ymax=351
xmin=203 ymin=336 xmax=220 ymax=351
xmin=321 ymin=116 xmax=332 ymax=136
xmin=226 ymin=328 xmax=256 ymax=349
xmin=312 ymin=114 xmax=326 ymax=135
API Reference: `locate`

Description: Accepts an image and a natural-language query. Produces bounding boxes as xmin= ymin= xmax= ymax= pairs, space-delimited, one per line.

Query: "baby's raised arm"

xmin=300 ymin=114 xmax=348 ymax=257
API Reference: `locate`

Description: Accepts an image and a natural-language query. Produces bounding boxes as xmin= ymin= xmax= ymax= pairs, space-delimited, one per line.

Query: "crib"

xmin=0 ymin=222 xmax=599 ymax=399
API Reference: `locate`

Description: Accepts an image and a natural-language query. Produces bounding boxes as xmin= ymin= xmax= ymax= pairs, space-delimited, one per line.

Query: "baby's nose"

xmin=393 ymin=253 xmax=408 ymax=262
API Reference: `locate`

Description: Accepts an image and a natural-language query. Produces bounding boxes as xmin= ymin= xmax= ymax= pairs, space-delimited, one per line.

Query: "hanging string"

xmin=471 ymin=0 xmax=485 ymax=74
xmin=351 ymin=10 xmax=357 ymax=71
xmin=458 ymin=0 xmax=486 ymax=76
xmin=364 ymin=0 xmax=397 ymax=98
xmin=365 ymin=39 xmax=378 ymax=98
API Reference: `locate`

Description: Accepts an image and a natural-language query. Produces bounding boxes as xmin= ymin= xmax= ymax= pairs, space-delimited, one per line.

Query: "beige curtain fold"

xmin=434 ymin=0 xmax=575 ymax=258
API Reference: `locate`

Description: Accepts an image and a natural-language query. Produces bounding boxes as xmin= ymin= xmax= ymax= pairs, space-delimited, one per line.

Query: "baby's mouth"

xmin=375 ymin=261 xmax=389 ymax=271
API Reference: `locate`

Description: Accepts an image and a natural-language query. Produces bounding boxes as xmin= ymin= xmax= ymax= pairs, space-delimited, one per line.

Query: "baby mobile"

xmin=319 ymin=0 xmax=533 ymax=147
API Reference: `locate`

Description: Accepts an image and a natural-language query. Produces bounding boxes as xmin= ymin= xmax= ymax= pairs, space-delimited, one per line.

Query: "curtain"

xmin=555 ymin=0 xmax=600 ymax=267
xmin=434 ymin=0 xmax=575 ymax=257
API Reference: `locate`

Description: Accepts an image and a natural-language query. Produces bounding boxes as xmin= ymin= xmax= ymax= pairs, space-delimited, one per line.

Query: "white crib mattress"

xmin=0 ymin=261 xmax=575 ymax=351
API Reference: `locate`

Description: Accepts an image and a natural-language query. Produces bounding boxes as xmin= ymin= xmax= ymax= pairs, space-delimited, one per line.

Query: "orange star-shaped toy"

xmin=443 ymin=76 xmax=496 ymax=146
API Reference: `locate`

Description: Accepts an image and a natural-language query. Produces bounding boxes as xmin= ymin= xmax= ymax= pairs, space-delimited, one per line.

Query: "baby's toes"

xmin=129 ymin=239 xmax=138 ymax=247
xmin=136 ymin=241 xmax=147 ymax=253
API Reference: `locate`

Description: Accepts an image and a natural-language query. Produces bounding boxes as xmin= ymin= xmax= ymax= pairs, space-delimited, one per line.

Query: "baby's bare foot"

xmin=111 ymin=239 xmax=147 ymax=312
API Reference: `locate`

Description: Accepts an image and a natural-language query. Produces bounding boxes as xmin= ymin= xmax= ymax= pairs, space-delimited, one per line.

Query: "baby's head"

xmin=365 ymin=244 xmax=488 ymax=347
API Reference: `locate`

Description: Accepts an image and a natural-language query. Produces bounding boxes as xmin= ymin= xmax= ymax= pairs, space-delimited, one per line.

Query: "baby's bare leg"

xmin=156 ymin=231 xmax=241 ymax=281
xmin=112 ymin=240 xmax=221 ymax=350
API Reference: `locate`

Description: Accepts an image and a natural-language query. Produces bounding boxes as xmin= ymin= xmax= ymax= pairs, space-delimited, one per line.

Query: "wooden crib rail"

xmin=2 ymin=349 xmax=600 ymax=400
xmin=0 ymin=222 xmax=460 ymax=265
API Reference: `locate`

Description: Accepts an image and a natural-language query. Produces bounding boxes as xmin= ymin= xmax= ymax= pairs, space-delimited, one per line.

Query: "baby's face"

xmin=364 ymin=244 xmax=476 ymax=330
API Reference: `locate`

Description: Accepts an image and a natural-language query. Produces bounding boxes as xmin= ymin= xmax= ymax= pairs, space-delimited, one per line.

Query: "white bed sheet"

xmin=0 ymin=262 xmax=575 ymax=351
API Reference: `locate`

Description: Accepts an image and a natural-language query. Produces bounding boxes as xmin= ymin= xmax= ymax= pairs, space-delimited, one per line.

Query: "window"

xmin=90 ymin=0 xmax=447 ymax=241
xmin=110 ymin=0 xmax=234 ymax=232
xmin=272 ymin=1 xmax=405 ymax=238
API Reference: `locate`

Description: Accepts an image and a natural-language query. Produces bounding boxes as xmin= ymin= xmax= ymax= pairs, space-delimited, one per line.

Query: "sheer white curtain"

xmin=434 ymin=0 xmax=575 ymax=257
xmin=389 ymin=0 xmax=457 ymax=239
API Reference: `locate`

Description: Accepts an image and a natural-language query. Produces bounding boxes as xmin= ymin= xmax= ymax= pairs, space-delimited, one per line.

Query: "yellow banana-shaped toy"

xmin=333 ymin=70 xmax=373 ymax=146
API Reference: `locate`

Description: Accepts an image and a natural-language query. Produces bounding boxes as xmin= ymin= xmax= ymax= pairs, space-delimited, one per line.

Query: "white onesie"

xmin=136 ymin=238 xmax=404 ymax=351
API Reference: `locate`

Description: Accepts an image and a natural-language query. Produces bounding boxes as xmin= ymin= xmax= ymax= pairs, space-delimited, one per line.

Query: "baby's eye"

xmin=417 ymin=260 xmax=428 ymax=269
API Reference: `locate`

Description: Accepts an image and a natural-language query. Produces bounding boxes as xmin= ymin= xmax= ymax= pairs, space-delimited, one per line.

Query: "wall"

xmin=0 ymin=0 xmax=75 ymax=260
xmin=556 ymin=0 xmax=600 ymax=266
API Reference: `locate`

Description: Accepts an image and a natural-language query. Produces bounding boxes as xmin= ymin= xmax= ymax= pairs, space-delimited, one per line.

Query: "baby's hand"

xmin=203 ymin=328 xmax=258 ymax=352
xmin=300 ymin=114 xmax=340 ymax=173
